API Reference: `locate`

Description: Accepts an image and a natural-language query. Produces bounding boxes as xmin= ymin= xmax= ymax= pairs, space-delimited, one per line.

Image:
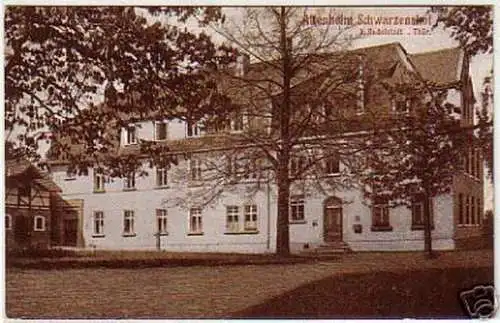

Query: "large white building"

xmin=47 ymin=42 xmax=485 ymax=253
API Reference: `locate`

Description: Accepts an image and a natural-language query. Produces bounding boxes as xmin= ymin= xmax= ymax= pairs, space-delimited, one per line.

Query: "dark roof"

xmin=409 ymin=47 xmax=464 ymax=87
xmin=6 ymin=158 xmax=62 ymax=192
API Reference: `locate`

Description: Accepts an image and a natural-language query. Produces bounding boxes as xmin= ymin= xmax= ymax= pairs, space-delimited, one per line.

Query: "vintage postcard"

xmin=3 ymin=4 xmax=495 ymax=319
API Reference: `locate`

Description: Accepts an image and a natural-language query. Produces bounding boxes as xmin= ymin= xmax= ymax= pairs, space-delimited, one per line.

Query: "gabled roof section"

xmin=408 ymin=47 xmax=464 ymax=87
xmin=6 ymin=158 xmax=62 ymax=192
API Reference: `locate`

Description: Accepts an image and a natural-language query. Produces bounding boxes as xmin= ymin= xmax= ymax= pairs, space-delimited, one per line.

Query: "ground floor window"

xmin=123 ymin=210 xmax=135 ymax=236
xmin=411 ymin=196 xmax=434 ymax=230
xmin=371 ymin=197 xmax=391 ymax=231
xmin=189 ymin=208 xmax=203 ymax=234
xmin=93 ymin=211 xmax=104 ymax=236
xmin=226 ymin=206 xmax=240 ymax=233
xmin=156 ymin=209 xmax=168 ymax=234
xmin=33 ymin=215 xmax=46 ymax=231
xmin=290 ymin=195 xmax=305 ymax=223
xmin=5 ymin=214 xmax=12 ymax=230
xmin=244 ymin=205 xmax=258 ymax=231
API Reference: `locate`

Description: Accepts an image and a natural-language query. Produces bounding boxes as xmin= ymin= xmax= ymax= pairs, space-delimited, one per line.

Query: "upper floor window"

xmin=34 ymin=215 xmax=46 ymax=231
xmin=156 ymin=168 xmax=168 ymax=187
xmin=93 ymin=169 xmax=106 ymax=193
xmin=155 ymin=121 xmax=168 ymax=141
xmin=392 ymin=98 xmax=411 ymax=113
xmin=290 ymin=195 xmax=305 ymax=223
xmin=290 ymin=155 xmax=306 ymax=178
xmin=231 ymin=111 xmax=245 ymax=132
xmin=186 ymin=120 xmax=204 ymax=138
xmin=190 ymin=159 xmax=202 ymax=181
xmin=324 ymin=154 xmax=340 ymax=175
xmin=356 ymin=63 xmax=365 ymax=114
xmin=126 ymin=125 xmax=137 ymax=145
xmin=123 ymin=172 xmax=136 ymax=190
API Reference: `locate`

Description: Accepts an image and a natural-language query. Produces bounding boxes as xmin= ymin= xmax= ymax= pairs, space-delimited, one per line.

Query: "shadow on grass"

xmin=231 ymin=266 xmax=494 ymax=319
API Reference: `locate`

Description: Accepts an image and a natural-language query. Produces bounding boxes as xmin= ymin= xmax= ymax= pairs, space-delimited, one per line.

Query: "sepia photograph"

xmin=3 ymin=4 xmax=495 ymax=319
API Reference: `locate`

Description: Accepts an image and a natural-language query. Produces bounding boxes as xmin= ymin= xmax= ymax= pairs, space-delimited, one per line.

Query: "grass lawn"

xmin=232 ymin=266 xmax=494 ymax=319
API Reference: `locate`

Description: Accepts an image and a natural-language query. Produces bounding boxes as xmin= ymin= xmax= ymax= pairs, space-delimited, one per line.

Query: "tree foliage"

xmin=5 ymin=6 xmax=234 ymax=173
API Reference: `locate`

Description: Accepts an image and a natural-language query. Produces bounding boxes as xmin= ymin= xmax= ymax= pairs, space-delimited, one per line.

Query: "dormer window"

xmin=155 ymin=121 xmax=168 ymax=141
xmin=392 ymin=97 xmax=411 ymax=113
xmin=126 ymin=125 xmax=137 ymax=145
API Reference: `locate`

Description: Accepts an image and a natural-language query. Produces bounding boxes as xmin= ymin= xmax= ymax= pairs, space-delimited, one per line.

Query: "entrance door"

xmin=63 ymin=218 xmax=78 ymax=246
xmin=324 ymin=197 xmax=343 ymax=242
xmin=14 ymin=215 xmax=31 ymax=247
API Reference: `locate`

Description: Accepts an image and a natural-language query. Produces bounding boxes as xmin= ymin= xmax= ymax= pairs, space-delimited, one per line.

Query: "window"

xmin=93 ymin=211 xmax=104 ymax=236
xmin=244 ymin=205 xmax=258 ymax=231
xmin=290 ymin=156 xmax=306 ymax=177
xmin=471 ymin=196 xmax=476 ymax=225
xmin=190 ymin=159 xmax=202 ymax=181
xmin=465 ymin=195 xmax=470 ymax=224
xmin=290 ymin=195 xmax=305 ymax=222
xmin=123 ymin=172 xmax=136 ymax=190
xmin=371 ymin=198 xmax=391 ymax=231
xmin=187 ymin=120 xmax=203 ymax=137
xmin=34 ymin=215 xmax=46 ymax=231
xmin=477 ymin=198 xmax=482 ymax=225
xmin=156 ymin=209 xmax=168 ymax=235
xmin=458 ymin=193 xmax=464 ymax=224
xmin=155 ymin=121 xmax=168 ymax=141
xmin=189 ymin=208 xmax=203 ymax=234
xmin=156 ymin=168 xmax=168 ymax=187
xmin=93 ymin=169 xmax=106 ymax=193
xmin=324 ymin=155 xmax=340 ymax=175
xmin=5 ymin=214 xmax=12 ymax=230
xmin=231 ymin=111 xmax=244 ymax=132
xmin=123 ymin=210 xmax=135 ymax=236
xmin=126 ymin=125 xmax=137 ymax=145
xmin=356 ymin=63 xmax=365 ymax=114
xmin=411 ymin=196 xmax=434 ymax=230
xmin=226 ymin=206 xmax=240 ymax=233
xmin=242 ymin=158 xmax=258 ymax=180
xmin=475 ymin=150 xmax=481 ymax=179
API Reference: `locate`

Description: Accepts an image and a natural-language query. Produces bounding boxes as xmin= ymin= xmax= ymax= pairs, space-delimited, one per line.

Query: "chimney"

xmin=235 ymin=53 xmax=250 ymax=77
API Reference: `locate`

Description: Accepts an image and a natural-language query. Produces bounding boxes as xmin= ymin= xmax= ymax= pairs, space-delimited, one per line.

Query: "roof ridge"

xmin=409 ymin=46 xmax=462 ymax=57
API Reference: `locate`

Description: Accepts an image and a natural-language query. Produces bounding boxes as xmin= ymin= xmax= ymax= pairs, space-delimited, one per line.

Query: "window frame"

xmin=156 ymin=167 xmax=168 ymax=188
xmin=188 ymin=208 xmax=203 ymax=235
xmin=225 ymin=205 xmax=240 ymax=233
xmin=123 ymin=172 xmax=136 ymax=190
xmin=154 ymin=121 xmax=168 ymax=141
xmin=123 ymin=210 xmax=135 ymax=236
xmin=93 ymin=169 xmax=106 ymax=193
xmin=244 ymin=204 xmax=258 ymax=231
xmin=371 ymin=198 xmax=392 ymax=231
xmin=33 ymin=215 xmax=46 ymax=232
xmin=125 ymin=125 xmax=137 ymax=145
xmin=93 ymin=211 xmax=105 ymax=237
xmin=5 ymin=214 xmax=12 ymax=230
xmin=290 ymin=195 xmax=306 ymax=223
xmin=156 ymin=209 xmax=168 ymax=235
xmin=189 ymin=158 xmax=203 ymax=182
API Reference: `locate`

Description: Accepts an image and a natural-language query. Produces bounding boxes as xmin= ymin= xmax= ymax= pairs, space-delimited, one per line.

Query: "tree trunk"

xmin=276 ymin=170 xmax=291 ymax=256
xmin=275 ymin=6 xmax=292 ymax=257
xmin=423 ymin=189 xmax=434 ymax=258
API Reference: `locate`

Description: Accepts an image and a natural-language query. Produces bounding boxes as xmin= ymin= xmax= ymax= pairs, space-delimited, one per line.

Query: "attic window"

xmin=125 ymin=125 xmax=137 ymax=145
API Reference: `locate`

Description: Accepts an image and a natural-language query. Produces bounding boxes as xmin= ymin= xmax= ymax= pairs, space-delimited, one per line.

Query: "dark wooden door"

xmin=63 ymin=219 xmax=78 ymax=246
xmin=324 ymin=207 xmax=342 ymax=242
xmin=14 ymin=215 xmax=31 ymax=246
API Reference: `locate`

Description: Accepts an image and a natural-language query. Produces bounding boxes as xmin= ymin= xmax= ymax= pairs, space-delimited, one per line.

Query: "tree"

xmin=361 ymin=82 xmax=468 ymax=258
xmin=5 ymin=6 xmax=233 ymax=174
xmin=169 ymin=7 xmax=382 ymax=256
